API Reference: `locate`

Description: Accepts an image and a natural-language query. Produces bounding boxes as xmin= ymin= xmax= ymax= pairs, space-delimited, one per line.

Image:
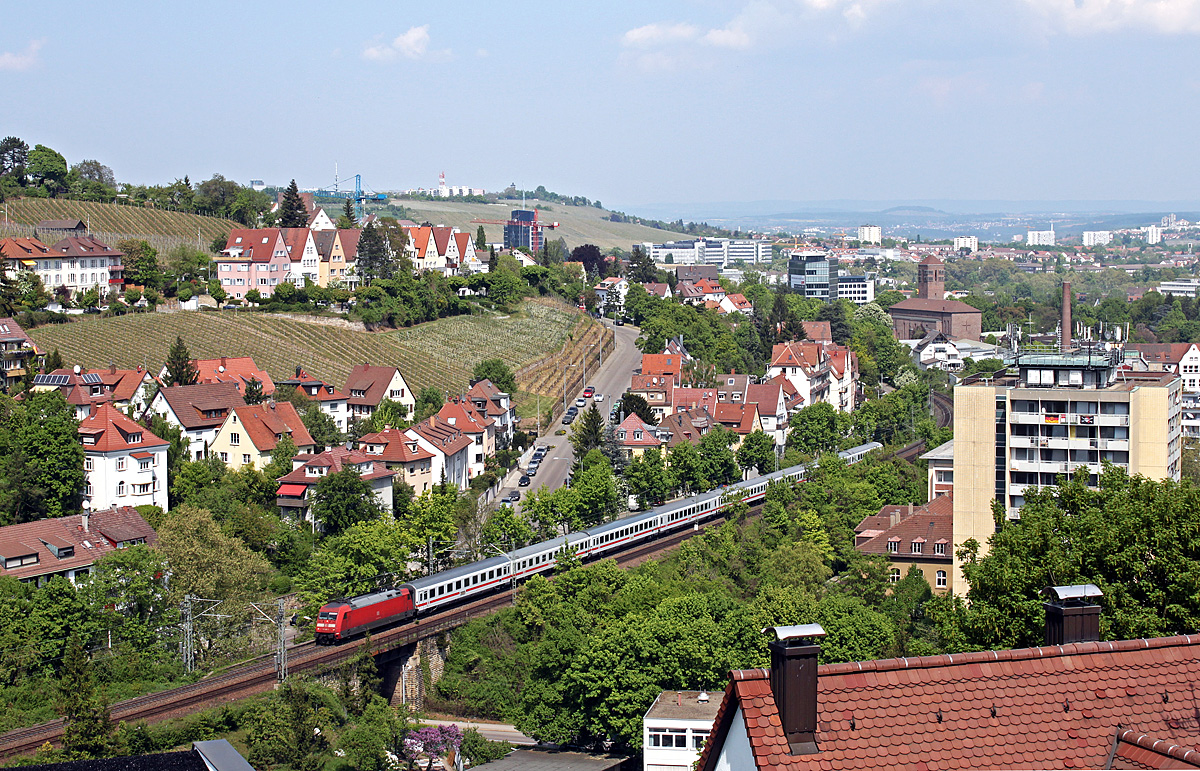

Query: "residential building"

xmin=594 ymin=276 xmax=630 ymax=314
xmin=746 ymin=382 xmax=788 ymax=448
xmin=718 ymin=293 xmax=753 ymax=315
xmin=642 ymin=691 xmax=720 ymax=771
xmin=466 ymin=379 xmax=517 ymax=446
xmin=312 ymin=230 xmax=341 ymax=287
xmin=358 ymin=426 xmax=436 ymax=493
xmin=345 ymin=364 xmax=415 ymax=422
xmin=406 ymin=415 xmax=471 ymax=490
xmin=307 ymin=207 xmax=336 ymax=232
xmin=834 ymin=272 xmax=875 ymax=305
xmin=887 ymin=255 xmax=983 ymax=341
xmin=1027 ymin=227 xmax=1056 ymax=246
xmin=168 ymin=356 xmax=276 ymax=397
xmin=84 ymin=364 xmax=155 ymax=412
xmin=953 ymin=342 xmax=1181 ymax=587
xmin=278 ymin=367 xmax=349 ymax=432
xmin=0 ymin=506 xmax=156 ymax=586
xmin=0 ymin=316 xmax=42 ymax=390
xmin=657 ymin=408 xmax=713 ymax=449
xmin=437 ymin=397 xmax=495 ymax=479
xmin=714 ymin=372 xmax=752 ymax=405
xmin=615 ymin=413 xmax=663 ymax=460
xmin=80 ymin=403 xmax=169 ymax=511
xmin=856 ymin=225 xmax=881 ymax=245
xmin=31 ymin=236 xmax=125 ymax=298
xmin=787 ymin=251 xmax=838 ymax=301
xmin=336 ymin=228 xmax=361 ymax=288
xmin=276 ymin=447 xmax=395 ymax=526
xmin=800 ymin=321 xmax=832 ymax=343
xmin=921 ymin=438 xmax=954 ymax=499
xmin=1146 ymin=224 xmax=1163 ymax=245
xmin=675 ymin=265 xmax=720 ymax=283
xmin=952 ymin=235 xmax=979 ymax=252
xmin=854 ymin=494 xmax=953 ymax=592
xmin=695 ymin=619 xmax=1200 ymax=771
xmin=711 ymin=403 xmax=761 ymax=444
xmin=1081 ymin=230 xmax=1112 ymax=247
xmin=641 ymin=282 xmax=673 ymax=299
xmin=148 ymin=382 xmax=246 ymax=460
xmin=209 ymin=402 xmax=316 ymax=470
xmin=0 ymin=236 xmax=50 ymax=281
xmin=766 ymin=341 xmax=858 ymax=413
xmin=217 ymin=229 xmax=292 ymax=299
xmin=907 ymin=330 xmax=965 ymax=371
xmin=630 ymin=373 xmax=675 ymax=420
xmin=33 ymin=368 xmax=118 ymax=420
xmin=280 ymin=227 xmax=319 ymax=286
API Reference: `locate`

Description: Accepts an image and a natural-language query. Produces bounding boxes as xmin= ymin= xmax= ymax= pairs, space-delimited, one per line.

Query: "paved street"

xmin=426 ymin=718 xmax=536 ymax=745
xmin=500 ymin=320 xmax=642 ymax=503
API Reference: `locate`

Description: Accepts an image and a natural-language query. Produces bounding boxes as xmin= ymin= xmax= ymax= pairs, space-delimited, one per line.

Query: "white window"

xmin=116 ymin=481 xmax=126 ymax=496
xmin=133 ymin=482 xmax=151 ymax=495
xmin=648 ymin=728 xmax=688 ymax=748
xmin=85 ymin=458 xmax=94 ymax=471
xmin=138 ymin=458 xmax=152 ymax=471
xmin=242 ymin=454 xmax=251 ymax=465
xmin=934 ymin=542 xmax=946 ymax=556
xmin=911 ymin=541 xmax=924 ymax=554
xmin=692 ymin=730 xmax=710 ymax=750
xmin=887 ymin=540 xmax=898 ymax=553
xmin=219 ymin=452 xmax=229 ymax=462
xmin=889 ymin=568 xmax=901 ymax=583
xmin=116 ymin=458 xmax=126 ymax=471
xmin=230 ymin=432 xmax=240 ymax=446
xmin=936 ymin=570 xmax=948 ymax=588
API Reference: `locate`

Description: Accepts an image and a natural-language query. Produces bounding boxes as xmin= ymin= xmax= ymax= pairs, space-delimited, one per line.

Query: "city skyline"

xmin=3 ymin=0 xmax=1199 ymax=212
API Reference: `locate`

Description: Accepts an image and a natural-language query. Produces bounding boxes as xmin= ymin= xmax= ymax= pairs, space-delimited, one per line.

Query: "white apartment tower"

xmin=858 ymin=225 xmax=882 ymax=245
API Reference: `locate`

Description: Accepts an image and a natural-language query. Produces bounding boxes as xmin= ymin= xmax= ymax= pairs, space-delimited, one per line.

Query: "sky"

xmin=3 ymin=0 xmax=1199 ymax=214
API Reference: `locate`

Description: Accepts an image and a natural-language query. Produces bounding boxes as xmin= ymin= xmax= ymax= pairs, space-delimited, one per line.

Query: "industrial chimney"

xmin=1061 ymin=282 xmax=1072 ymax=352
xmin=763 ymin=624 xmax=826 ymax=755
xmin=1043 ymin=584 xmax=1102 ymax=645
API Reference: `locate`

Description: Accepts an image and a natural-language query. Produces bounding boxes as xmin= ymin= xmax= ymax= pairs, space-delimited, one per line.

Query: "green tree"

xmin=153 ymin=505 xmax=271 ymax=605
xmin=312 ymin=468 xmax=385 ymax=535
xmin=475 ymin=225 xmax=487 ymax=251
xmin=788 ymin=402 xmax=841 ymax=455
xmin=627 ymin=246 xmax=657 ymax=284
xmin=300 ymin=404 xmax=343 ymax=450
xmin=482 ymin=504 xmax=535 ymax=550
xmin=626 ymin=448 xmax=671 ymax=508
xmin=278 ymin=179 xmax=308 ymax=228
xmin=1 ymin=390 xmax=85 ymax=520
xmin=473 ymin=358 xmax=517 ymax=394
xmin=737 ymin=430 xmax=777 ymax=476
xmin=45 ymin=348 xmax=64 ymax=372
xmin=116 ymin=240 xmax=162 ymax=290
xmin=338 ymin=198 xmax=357 ymax=229
xmin=667 ymin=440 xmax=704 ymax=494
xmin=414 ymin=387 xmax=443 ymax=423
xmin=27 ymin=144 xmax=68 ymax=196
xmin=243 ymin=377 xmax=265 ymax=405
xmin=164 ymin=336 xmax=198 ymax=386
xmin=617 ymin=393 xmax=657 ymax=426
xmin=570 ymin=405 xmax=605 ymax=462
xmin=295 ymin=518 xmax=420 ymax=613
xmin=58 ymin=637 xmax=116 ymax=759
xmin=698 ymin=426 xmax=739 ymax=487
xmin=356 ymin=222 xmax=392 ymax=282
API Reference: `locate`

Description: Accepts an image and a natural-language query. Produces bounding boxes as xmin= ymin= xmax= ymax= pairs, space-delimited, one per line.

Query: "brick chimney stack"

xmin=764 ymin=624 xmax=826 ymax=755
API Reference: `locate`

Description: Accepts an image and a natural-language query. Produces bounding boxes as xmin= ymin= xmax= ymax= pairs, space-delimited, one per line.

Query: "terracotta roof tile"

xmin=156 ymin=382 xmax=246 ymax=430
xmin=699 ymin=636 xmax=1200 ymax=771
xmin=193 ymin=356 xmax=275 ymax=396
xmin=358 ymin=427 xmax=434 ymax=463
xmin=345 ymin=364 xmax=402 ymax=407
xmin=79 ymin=403 xmax=167 ymax=452
xmin=230 ymin=402 xmax=314 ymax=452
xmin=0 ymin=506 xmax=156 ymax=582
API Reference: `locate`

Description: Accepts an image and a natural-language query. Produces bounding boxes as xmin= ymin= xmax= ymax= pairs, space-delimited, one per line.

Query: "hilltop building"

xmin=886 ymin=256 xmax=982 ymax=341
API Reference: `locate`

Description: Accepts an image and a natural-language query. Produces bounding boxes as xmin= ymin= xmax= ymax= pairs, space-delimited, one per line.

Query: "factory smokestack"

xmin=1062 ymin=281 xmax=1072 ymax=352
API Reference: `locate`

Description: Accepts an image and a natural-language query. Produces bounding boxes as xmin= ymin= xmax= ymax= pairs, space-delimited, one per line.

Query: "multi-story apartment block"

xmin=80 ymin=403 xmax=169 ymax=512
xmin=787 ymin=251 xmax=838 ymax=300
xmin=836 ymin=272 xmax=875 ymax=305
xmin=953 ymin=236 xmax=979 ymax=252
xmin=953 ymin=310 xmax=1181 ymax=586
xmin=1146 ymin=225 xmax=1163 ymax=245
xmin=217 ymin=229 xmax=292 ymax=300
xmin=1027 ymin=228 xmax=1056 ymax=246
xmin=8 ymin=236 xmax=125 ymax=300
xmin=857 ymin=225 xmax=882 ymax=245
xmin=1082 ymin=231 xmax=1113 ymax=247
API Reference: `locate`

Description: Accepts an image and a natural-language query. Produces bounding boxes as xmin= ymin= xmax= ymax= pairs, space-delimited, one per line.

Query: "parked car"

xmin=518 ymin=476 xmax=531 ymax=487
xmin=563 ymin=412 xmax=577 ymax=424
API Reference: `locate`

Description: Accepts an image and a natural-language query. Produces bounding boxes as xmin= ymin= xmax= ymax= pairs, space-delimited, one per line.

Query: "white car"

xmin=575 ymin=397 xmax=586 ymax=408
xmin=593 ymin=393 xmax=604 ymax=403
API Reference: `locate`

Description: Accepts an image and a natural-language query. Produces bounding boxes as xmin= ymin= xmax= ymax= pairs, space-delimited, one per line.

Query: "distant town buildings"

xmin=638 ymin=238 xmax=771 ymax=267
xmin=1082 ymin=230 xmax=1112 ymax=247
xmin=1026 ymin=227 xmax=1056 ymax=246
xmin=1146 ymin=225 xmax=1163 ymax=245
xmin=952 ymin=236 xmax=978 ymax=252
xmin=886 ymin=256 xmax=982 ymax=341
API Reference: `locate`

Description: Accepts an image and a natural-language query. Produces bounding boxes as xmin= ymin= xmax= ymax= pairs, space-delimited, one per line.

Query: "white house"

xmin=307 ymin=207 xmax=337 ymax=232
xmin=345 ymin=364 xmax=416 ymax=421
xmin=147 ymin=382 xmax=246 ymax=460
xmin=405 ymin=415 xmax=472 ymax=491
xmin=275 ymin=447 xmax=395 ymax=528
xmin=908 ymin=330 xmax=965 ymax=371
xmin=279 ymin=367 xmax=349 ymax=433
xmin=281 ymin=228 xmax=320 ymax=286
xmin=594 ymin=276 xmax=630 ymax=314
xmin=746 ymin=382 xmax=788 ymax=450
xmin=80 ymin=404 xmax=169 ymax=512
xmin=642 ymin=690 xmax=720 ymax=771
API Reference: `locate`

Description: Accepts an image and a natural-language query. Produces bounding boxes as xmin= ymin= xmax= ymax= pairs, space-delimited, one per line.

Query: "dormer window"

xmin=911 ymin=540 xmax=924 ymax=555
xmin=887 ymin=539 xmax=899 ymax=553
xmin=128 ymin=432 xmax=141 ymax=444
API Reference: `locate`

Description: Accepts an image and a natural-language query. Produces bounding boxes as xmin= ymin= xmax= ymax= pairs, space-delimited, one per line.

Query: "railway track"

xmin=0 ymin=511 xmax=730 ymax=760
xmin=931 ymin=391 xmax=953 ymax=428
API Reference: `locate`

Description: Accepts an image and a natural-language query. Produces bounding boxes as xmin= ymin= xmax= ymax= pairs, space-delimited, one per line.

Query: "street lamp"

xmin=583 ymin=342 xmax=597 ymax=381
xmin=562 ymin=363 xmax=579 ymax=411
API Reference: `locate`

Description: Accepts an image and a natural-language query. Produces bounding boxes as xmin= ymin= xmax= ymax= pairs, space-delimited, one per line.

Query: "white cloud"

xmin=621 ymin=22 xmax=700 ymax=48
xmin=0 ymin=39 xmax=44 ymax=72
xmin=1021 ymin=0 xmax=1200 ymax=34
xmin=363 ymin=25 xmax=450 ymax=62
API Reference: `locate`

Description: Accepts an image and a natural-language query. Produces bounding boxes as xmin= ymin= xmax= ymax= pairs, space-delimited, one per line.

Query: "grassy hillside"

xmin=26 ymin=300 xmax=588 ymax=396
xmin=2 ymin=198 xmax=238 ymax=244
xmin=381 ymin=199 xmax=687 ymax=252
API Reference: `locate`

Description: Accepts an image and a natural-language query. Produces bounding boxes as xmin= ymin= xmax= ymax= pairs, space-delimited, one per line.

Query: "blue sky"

xmin=3 ymin=1 xmax=1199 ymax=212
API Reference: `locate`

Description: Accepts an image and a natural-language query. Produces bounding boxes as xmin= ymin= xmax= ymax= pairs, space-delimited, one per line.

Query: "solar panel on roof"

xmin=81 ymin=373 xmax=102 ymax=384
xmin=34 ymin=374 xmax=70 ymax=386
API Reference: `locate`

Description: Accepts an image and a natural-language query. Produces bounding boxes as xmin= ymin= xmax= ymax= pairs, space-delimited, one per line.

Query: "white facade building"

xmin=1027 ymin=228 xmax=1056 ymax=246
xmin=1146 ymin=225 xmax=1163 ymax=245
xmin=857 ymin=225 xmax=882 ymax=245
xmin=953 ymin=236 xmax=979 ymax=252
xmin=643 ymin=691 xmax=720 ymax=771
xmin=836 ymin=272 xmax=876 ymax=305
xmin=80 ymin=404 xmax=169 ymax=512
xmin=1082 ymin=230 xmax=1113 ymax=247
xmin=641 ymin=238 xmax=771 ymax=267
xmin=1156 ymin=278 xmax=1200 ymax=298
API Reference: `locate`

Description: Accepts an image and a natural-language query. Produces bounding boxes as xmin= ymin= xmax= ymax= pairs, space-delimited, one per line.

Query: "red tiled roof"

xmin=697 ymin=634 xmax=1200 ymax=771
xmin=616 ymin=414 xmax=661 ymax=447
xmin=801 ymin=321 xmax=833 ymax=342
xmin=338 ymin=228 xmax=361 ymax=262
xmin=642 ymin=354 xmax=683 ymax=379
xmin=0 ymin=236 xmax=51 ymax=260
xmin=193 ymin=356 xmax=275 ymax=396
xmin=410 ymin=415 xmax=473 ymax=456
xmin=888 ymin=297 xmax=982 ymax=315
xmin=855 ymin=493 xmax=953 ymax=557
xmin=672 ymin=386 xmax=719 ymax=414
xmin=79 ymin=403 xmax=167 ymax=453
xmin=222 ymin=229 xmax=284 ymax=262
xmin=658 ymin=408 xmax=712 ymax=447
xmin=47 ymin=236 xmax=123 ymax=259
xmin=642 ymin=282 xmax=671 ymax=298
xmin=345 ymin=364 xmax=400 ymax=407
xmin=1127 ymin=343 xmax=1195 ymax=366
xmin=453 ymin=232 xmax=472 ymax=260
xmin=770 ymin=342 xmax=825 ymax=370
xmin=409 ymin=227 xmax=432 ymax=260
xmin=279 ymin=368 xmax=347 ymax=403
xmin=466 ymin=379 xmax=510 ymax=418
xmin=279 ymin=228 xmax=312 ymax=263
xmin=156 ymin=382 xmax=246 ymax=430
xmin=83 ymin=365 xmax=149 ymax=403
xmin=439 ymin=398 xmax=494 ymax=431
xmin=0 ymin=317 xmax=39 ymax=351
xmin=431 ymin=226 xmax=454 ymax=258
xmin=231 ymin=402 xmax=314 ymax=452
xmin=631 ymin=373 xmax=673 ymax=392
xmin=725 ymin=293 xmax=752 ymax=310
xmin=276 ymin=446 xmax=395 ymax=486
xmin=919 ymin=254 xmax=944 ymax=265
xmin=746 ymin=383 xmax=783 ymax=413
xmin=712 ymin=403 xmax=758 ymax=434
xmin=0 ymin=506 xmax=157 ymax=582
xmin=359 ymin=426 xmax=435 ymax=463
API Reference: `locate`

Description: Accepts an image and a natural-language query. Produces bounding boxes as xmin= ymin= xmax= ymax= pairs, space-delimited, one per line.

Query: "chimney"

xmin=908 ymin=503 xmax=914 ymax=517
xmin=763 ymin=624 xmax=826 ymax=755
xmin=1061 ymin=282 xmax=1072 ymax=352
xmin=1043 ymin=584 xmax=1102 ymax=645
xmin=81 ymin=501 xmax=90 ymax=533
xmin=109 ymin=362 xmax=116 ymax=375
xmin=221 ymin=356 xmax=227 ymax=368
xmin=889 ymin=508 xmax=899 ymax=528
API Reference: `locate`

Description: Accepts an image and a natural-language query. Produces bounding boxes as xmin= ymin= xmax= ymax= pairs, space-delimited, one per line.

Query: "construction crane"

xmin=471 ymin=209 xmax=560 ymax=253
xmin=311 ymin=174 xmax=388 ymax=222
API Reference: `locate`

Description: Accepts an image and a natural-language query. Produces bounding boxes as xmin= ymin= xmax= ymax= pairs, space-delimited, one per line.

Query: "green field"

xmin=26 ymin=300 xmax=587 ymax=396
xmin=2 ymin=198 xmax=238 ymax=244
xmin=375 ymin=198 xmax=688 ymax=252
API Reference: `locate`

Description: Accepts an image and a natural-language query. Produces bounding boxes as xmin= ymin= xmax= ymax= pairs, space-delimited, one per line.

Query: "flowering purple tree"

xmin=403 ymin=725 xmax=463 ymax=770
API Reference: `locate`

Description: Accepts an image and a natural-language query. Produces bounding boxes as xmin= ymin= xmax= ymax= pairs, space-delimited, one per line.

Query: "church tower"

xmin=917 ymin=255 xmax=945 ymax=300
